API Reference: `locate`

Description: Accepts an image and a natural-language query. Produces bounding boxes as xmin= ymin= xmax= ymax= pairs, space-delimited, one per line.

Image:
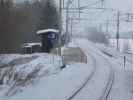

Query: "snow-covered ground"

xmin=0 ymin=47 xmax=95 ymax=100
xmin=0 ymin=38 xmax=133 ymax=100
xmin=0 ymin=53 xmax=62 ymax=98
xmin=92 ymin=41 xmax=133 ymax=100
xmin=68 ymin=38 xmax=133 ymax=100
xmin=8 ymin=63 xmax=93 ymax=100
xmin=70 ymin=38 xmax=114 ymax=100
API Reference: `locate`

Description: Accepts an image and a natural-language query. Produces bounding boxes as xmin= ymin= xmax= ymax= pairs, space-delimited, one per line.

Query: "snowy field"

xmin=0 ymin=47 xmax=94 ymax=100
xmin=70 ymin=38 xmax=133 ymax=100
xmin=8 ymin=63 xmax=93 ymax=100
xmin=94 ymin=40 xmax=133 ymax=100
xmin=0 ymin=53 xmax=62 ymax=99
xmin=70 ymin=39 xmax=114 ymax=100
xmin=0 ymin=38 xmax=133 ymax=100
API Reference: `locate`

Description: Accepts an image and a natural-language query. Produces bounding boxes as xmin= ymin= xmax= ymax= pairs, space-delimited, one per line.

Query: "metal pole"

xmin=66 ymin=0 xmax=74 ymax=43
xmin=101 ymin=0 xmax=104 ymax=8
xmin=116 ymin=11 xmax=120 ymax=51
xmin=70 ymin=18 xmax=73 ymax=39
xmin=66 ymin=0 xmax=70 ymax=43
xmin=78 ymin=0 xmax=80 ymax=18
xmin=58 ymin=0 xmax=62 ymax=56
xmin=63 ymin=0 xmax=65 ymax=9
xmin=106 ymin=19 xmax=109 ymax=34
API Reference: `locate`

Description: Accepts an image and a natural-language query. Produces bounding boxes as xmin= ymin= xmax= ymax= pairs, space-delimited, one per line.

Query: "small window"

xmin=48 ymin=33 xmax=56 ymax=39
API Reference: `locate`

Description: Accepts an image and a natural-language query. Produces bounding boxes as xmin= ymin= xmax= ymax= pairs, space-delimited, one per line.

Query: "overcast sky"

xmin=85 ymin=0 xmax=133 ymax=32
xmin=107 ymin=0 xmax=133 ymax=32
xmin=16 ymin=0 xmax=133 ymax=32
xmin=16 ymin=0 xmax=133 ymax=13
xmin=107 ymin=0 xmax=133 ymax=12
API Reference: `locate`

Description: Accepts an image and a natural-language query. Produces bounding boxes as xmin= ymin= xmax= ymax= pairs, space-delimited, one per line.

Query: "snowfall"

xmin=0 ymin=38 xmax=133 ymax=100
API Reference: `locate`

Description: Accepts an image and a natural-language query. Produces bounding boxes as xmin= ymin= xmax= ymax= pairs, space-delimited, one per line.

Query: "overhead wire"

xmin=79 ymin=0 xmax=103 ymax=9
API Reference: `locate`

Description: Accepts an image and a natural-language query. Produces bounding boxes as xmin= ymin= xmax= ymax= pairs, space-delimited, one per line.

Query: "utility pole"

xmin=63 ymin=0 xmax=65 ymax=9
xmin=66 ymin=0 xmax=74 ymax=43
xmin=70 ymin=18 xmax=73 ymax=39
xmin=58 ymin=0 xmax=62 ymax=56
xmin=78 ymin=0 xmax=80 ymax=18
xmin=116 ymin=11 xmax=120 ymax=51
xmin=106 ymin=19 xmax=109 ymax=34
xmin=66 ymin=0 xmax=69 ymax=43
xmin=101 ymin=0 xmax=105 ymax=8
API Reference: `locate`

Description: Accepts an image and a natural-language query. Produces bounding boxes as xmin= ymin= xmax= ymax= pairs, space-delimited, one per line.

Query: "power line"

xmin=79 ymin=0 xmax=104 ymax=9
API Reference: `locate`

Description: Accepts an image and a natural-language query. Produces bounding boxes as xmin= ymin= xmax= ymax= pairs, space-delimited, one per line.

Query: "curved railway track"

xmin=70 ymin=39 xmax=115 ymax=100
xmin=88 ymin=44 xmax=115 ymax=100
xmin=67 ymin=54 xmax=97 ymax=100
xmin=66 ymin=47 xmax=114 ymax=100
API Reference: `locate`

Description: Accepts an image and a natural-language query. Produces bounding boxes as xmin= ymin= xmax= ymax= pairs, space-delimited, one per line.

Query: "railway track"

xmin=100 ymin=49 xmax=133 ymax=64
xmin=88 ymin=44 xmax=115 ymax=100
xmin=87 ymin=45 xmax=115 ymax=100
xmin=67 ymin=54 xmax=97 ymax=100
xmin=99 ymin=58 xmax=115 ymax=100
xmin=66 ymin=39 xmax=115 ymax=100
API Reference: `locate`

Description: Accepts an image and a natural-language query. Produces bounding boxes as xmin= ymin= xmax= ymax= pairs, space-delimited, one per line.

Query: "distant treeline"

xmin=0 ymin=0 xmax=60 ymax=53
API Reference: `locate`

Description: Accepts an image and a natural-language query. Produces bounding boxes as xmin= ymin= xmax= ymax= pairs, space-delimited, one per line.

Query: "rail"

xmin=67 ymin=54 xmax=97 ymax=100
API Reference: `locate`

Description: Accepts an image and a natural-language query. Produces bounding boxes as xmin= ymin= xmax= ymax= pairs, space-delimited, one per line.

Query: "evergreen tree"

xmin=38 ymin=0 xmax=60 ymax=30
xmin=0 ymin=0 xmax=33 ymax=53
xmin=0 ymin=0 xmax=18 ymax=53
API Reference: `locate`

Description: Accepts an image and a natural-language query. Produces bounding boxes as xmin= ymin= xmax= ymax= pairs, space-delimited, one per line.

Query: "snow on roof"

xmin=22 ymin=43 xmax=42 ymax=48
xmin=37 ymin=29 xmax=59 ymax=35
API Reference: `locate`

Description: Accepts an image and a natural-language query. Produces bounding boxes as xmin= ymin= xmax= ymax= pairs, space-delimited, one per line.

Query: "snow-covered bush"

xmin=0 ymin=54 xmax=62 ymax=97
